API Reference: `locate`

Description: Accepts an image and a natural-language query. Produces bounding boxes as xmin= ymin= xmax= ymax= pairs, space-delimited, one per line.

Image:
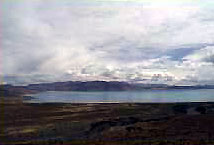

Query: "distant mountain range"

xmin=1 ymin=81 xmax=214 ymax=97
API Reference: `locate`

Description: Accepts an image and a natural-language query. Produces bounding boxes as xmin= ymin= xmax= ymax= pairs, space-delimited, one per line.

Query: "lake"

xmin=24 ymin=89 xmax=214 ymax=103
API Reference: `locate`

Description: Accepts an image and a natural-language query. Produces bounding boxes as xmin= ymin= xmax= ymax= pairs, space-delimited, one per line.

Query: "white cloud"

xmin=1 ymin=0 xmax=214 ymax=85
xmin=184 ymin=46 xmax=214 ymax=63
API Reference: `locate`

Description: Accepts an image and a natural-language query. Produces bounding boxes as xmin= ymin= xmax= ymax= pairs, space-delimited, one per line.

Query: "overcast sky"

xmin=1 ymin=0 xmax=214 ymax=85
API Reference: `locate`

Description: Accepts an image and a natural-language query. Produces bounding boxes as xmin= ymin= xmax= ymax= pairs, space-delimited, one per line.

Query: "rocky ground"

xmin=1 ymin=99 xmax=214 ymax=145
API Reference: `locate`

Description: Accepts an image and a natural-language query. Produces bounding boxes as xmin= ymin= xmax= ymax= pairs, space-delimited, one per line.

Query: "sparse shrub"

xmin=195 ymin=106 xmax=206 ymax=114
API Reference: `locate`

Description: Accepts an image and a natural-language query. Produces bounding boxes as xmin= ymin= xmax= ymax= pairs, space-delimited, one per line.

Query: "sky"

xmin=1 ymin=0 xmax=214 ymax=85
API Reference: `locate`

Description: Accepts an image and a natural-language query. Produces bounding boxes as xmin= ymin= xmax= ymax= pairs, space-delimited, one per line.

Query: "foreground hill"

xmin=1 ymin=102 xmax=214 ymax=145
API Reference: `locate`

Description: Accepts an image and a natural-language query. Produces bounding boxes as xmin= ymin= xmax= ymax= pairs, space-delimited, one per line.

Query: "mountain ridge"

xmin=1 ymin=81 xmax=214 ymax=97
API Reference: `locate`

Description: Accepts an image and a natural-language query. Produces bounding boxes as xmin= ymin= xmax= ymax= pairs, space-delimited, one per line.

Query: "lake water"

xmin=24 ymin=89 xmax=214 ymax=103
